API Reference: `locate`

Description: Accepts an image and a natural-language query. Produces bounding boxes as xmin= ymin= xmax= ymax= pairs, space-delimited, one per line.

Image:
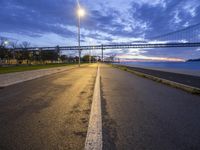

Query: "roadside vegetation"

xmin=0 ymin=37 xmax=98 ymax=74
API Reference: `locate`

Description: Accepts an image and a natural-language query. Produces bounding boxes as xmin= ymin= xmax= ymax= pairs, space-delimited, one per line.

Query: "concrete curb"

xmin=85 ymin=65 xmax=102 ymax=150
xmin=112 ymin=64 xmax=200 ymax=95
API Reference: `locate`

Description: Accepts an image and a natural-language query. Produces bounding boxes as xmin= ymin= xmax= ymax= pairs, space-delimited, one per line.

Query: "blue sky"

xmin=0 ymin=0 xmax=200 ymax=61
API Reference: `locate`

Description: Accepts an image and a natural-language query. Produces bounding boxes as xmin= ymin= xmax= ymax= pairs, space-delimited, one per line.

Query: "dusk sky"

xmin=0 ymin=0 xmax=200 ymax=61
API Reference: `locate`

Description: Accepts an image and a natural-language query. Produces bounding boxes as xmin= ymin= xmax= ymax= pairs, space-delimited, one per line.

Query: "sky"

xmin=0 ymin=0 xmax=200 ymax=61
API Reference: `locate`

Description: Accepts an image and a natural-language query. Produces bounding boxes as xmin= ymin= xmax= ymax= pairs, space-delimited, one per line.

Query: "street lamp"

xmin=4 ymin=40 xmax=9 ymax=46
xmin=77 ymin=7 xmax=85 ymax=67
xmin=77 ymin=8 xmax=85 ymax=17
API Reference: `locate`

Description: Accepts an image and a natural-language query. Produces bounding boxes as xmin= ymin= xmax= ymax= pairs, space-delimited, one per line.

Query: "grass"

xmin=0 ymin=63 xmax=77 ymax=74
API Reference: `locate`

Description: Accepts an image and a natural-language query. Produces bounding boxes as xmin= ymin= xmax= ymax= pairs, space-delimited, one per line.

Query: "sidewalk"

xmin=0 ymin=65 xmax=78 ymax=87
xmin=124 ymin=65 xmax=200 ymax=89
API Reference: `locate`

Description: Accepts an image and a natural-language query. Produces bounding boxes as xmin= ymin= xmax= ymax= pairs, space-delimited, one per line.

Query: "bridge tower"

xmin=101 ymin=44 xmax=104 ymax=62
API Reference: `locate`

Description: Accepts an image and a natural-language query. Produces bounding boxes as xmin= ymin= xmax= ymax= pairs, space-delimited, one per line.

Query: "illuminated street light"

xmin=77 ymin=8 xmax=85 ymax=17
xmin=4 ymin=40 xmax=9 ymax=46
xmin=77 ymin=6 xmax=85 ymax=67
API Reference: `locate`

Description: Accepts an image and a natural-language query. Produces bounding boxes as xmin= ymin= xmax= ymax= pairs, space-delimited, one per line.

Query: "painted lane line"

xmin=85 ymin=65 xmax=102 ymax=150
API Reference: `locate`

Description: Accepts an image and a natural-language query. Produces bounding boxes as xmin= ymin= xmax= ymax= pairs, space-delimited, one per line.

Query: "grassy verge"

xmin=111 ymin=64 xmax=200 ymax=95
xmin=0 ymin=63 xmax=77 ymax=74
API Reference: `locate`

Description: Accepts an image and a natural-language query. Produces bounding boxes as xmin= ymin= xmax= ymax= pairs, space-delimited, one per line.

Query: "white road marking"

xmin=85 ymin=65 xmax=102 ymax=150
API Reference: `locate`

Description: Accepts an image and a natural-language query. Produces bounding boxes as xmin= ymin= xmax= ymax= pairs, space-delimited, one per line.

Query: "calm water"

xmin=116 ymin=61 xmax=200 ymax=70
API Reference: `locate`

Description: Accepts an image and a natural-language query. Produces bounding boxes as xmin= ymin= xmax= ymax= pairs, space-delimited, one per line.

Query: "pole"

xmin=78 ymin=16 xmax=81 ymax=67
xmin=101 ymin=44 xmax=104 ymax=62
xmin=89 ymin=49 xmax=91 ymax=63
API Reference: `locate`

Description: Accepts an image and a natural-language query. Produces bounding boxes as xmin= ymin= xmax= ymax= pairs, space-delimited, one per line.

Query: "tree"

xmin=41 ymin=50 xmax=59 ymax=63
xmin=82 ymin=55 xmax=90 ymax=62
xmin=60 ymin=55 xmax=68 ymax=62
xmin=10 ymin=41 xmax=18 ymax=49
xmin=0 ymin=46 xmax=8 ymax=60
xmin=0 ymin=37 xmax=9 ymax=64
xmin=82 ymin=55 xmax=97 ymax=62
xmin=10 ymin=41 xmax=18 ymax=62
xmin=20 ymin=41 xmax=31 ymax=49
xmin=19 ymin=41 xmax=31 ymax=64
xmin=0 ymin=37 xmax=8 ymax=48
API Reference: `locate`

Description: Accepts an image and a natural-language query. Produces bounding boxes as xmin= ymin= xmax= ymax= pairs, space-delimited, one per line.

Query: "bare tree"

xmin=19 ymin=41 xmax=31 ymax=64
xmin=0 ymin=37 xmax=9 ymax=64
xmin=10 ymin=41 xmax=19 ymax=63
xmin=20 ymin=41 xmax=31 ymax=49
xmin=10 ymin=41 xmax=18 ymax=49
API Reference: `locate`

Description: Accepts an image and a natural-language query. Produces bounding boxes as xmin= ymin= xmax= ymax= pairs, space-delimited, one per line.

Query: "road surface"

xmin=1 ymin=63 xmax=200 ymax=150
xmin=0 ymin=64 xmax=97 ymax=150
xmin=101 ymin=64 xmax=200 ymax=150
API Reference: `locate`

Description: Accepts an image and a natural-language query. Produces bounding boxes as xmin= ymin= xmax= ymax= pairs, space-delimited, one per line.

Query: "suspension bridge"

xmin=11 ymin=22 xmax=200 ymax=51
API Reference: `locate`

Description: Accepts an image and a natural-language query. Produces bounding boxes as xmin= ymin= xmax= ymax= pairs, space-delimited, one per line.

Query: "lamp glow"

xmin=77 ymin=8 xmax=85 ymax=17
xmin=4 ymin=41 xmax=9 ymax=45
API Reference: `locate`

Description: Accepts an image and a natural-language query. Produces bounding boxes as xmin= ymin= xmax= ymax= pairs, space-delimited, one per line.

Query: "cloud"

xmin=0 ymin=0 xmax=77 ymax=36
xmin=135 ymin=0 xmax=167 ymax=8
xmin=117 ymin=54 xmax=185 ymax=62
xmin=182 ymin=0 xmax=199 ymax=17
xmin=0 ymin=0 xmax=200 ymax=60
xmin=1 ymin=32 xmax=75 ymax=46
xmin=196 ymin=48 xmax=200 ymax=51
xmin=173 ymin=10 xmax=182 ymax=24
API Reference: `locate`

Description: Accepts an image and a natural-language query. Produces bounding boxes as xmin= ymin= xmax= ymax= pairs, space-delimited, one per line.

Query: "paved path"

xmin=121 ymin=64 xmax=200 ymax=77
xmin=123 ymin=65 xmax=200 ymax=89
xmin=1 ymin=64 xmax=200 ymax=150
xmin=0 ymin=65 xmax=81 ymax=87
xmin=101 ymin=64 xmax=200 ymax=150
xmin=0 ymin=64 xmax=97 ymax=150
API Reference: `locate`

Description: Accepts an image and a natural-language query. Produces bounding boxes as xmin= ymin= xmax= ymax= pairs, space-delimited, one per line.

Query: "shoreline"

xmin=119 ymin=63 xmax=200 ymax=77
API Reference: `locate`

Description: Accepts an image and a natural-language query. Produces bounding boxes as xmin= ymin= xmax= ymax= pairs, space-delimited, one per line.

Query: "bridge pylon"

xmin=101 ymin=44 xmax=104 ymax=62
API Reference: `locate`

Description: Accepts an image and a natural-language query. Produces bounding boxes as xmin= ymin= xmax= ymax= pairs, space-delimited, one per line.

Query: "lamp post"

xmin=77 ymin=7 xmax=85 ymax=67
xmin=89 ymin=39 xmax=93 ymax=64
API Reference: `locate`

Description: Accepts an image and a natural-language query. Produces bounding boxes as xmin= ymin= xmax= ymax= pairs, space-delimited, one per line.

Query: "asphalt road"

xmin=0 ymin=64 xmax=97 ymax=150
xmin=101 ymin=64 xmax=200 ymax=150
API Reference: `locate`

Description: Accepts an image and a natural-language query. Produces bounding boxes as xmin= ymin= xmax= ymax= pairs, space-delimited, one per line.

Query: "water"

xmin=117 ymin=61 xmax=200 ymax=70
